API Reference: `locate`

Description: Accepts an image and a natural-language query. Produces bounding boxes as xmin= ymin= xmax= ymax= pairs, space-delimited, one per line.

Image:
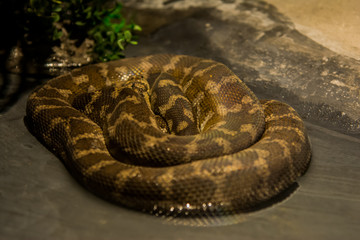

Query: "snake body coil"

xmin=26 ymin=54 xmax=311 ymax=217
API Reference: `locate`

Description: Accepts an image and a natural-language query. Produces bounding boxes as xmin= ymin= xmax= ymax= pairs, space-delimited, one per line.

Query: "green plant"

xmin=25 ymin=0 xmax=141 ymax=62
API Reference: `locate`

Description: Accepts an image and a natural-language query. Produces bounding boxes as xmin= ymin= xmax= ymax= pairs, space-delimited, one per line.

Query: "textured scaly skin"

xmin=26 ymin=54 xmax=311 ymax=217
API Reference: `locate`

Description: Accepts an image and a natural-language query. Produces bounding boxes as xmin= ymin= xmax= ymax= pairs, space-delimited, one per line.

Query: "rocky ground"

xmin=121 ymin=0 xmax=360 ymax=135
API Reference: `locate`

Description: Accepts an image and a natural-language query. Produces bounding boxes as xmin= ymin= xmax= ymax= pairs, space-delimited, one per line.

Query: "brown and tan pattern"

xmin=25 ymin=54 xmax=311 ymax=217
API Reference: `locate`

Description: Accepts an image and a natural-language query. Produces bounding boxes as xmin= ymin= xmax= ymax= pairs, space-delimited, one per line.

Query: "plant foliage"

xmin=25 ymin=0 xmax=141 ymax=62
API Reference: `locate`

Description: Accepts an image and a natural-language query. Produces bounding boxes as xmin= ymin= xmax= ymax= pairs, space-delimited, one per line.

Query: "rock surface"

xmin=122 ymin=0 xmax=360 ymax=135
xmin=266 ymin=0 xmax=360 ymax=60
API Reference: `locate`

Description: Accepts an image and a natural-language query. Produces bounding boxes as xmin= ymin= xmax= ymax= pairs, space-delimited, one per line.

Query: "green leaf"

xmin=84 ymin=6 xmax=92 ymax=12
xmin=109 ymin=31 xmax=115 ymax=43
xmin=133 ymin=24 xmax=142 ymax=31
xmin=75 ymin=21 xmax=85 ymax=26
xmin=93 ymin=32 xmax=103 ymax=42
xmin=84 ymin=6 xmax=92 ymax=19
xmin=53 ymin=6 xmax=62 ymax=12
xmin=52 ymin=29 xmax=63 ymax=40
xmin=102 ymin=15 xmax=111 ymax=27
xmin=112 ymin=19 xmax=125 ymax=32
xmin=124 ymin=30 xmax=132 ymax=42
xmin=51 ymin=12 xmax=60 ymax=22
xmin=94 ymin=10 xmax=101 ymax=20
xmin=117 ymin=39 xmax=125 ymax=50
xmin=86 ymin=10 xmax=92 ymax=19
xmin=110 ymin=4 xmax=122 ymax=16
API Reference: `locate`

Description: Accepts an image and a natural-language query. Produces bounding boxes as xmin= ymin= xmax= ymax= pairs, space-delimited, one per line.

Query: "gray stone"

xmin=123 ymin=0 xmax=360 ymax=135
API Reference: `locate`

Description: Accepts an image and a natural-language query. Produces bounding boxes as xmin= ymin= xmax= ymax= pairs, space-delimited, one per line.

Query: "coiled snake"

xmin=26 ymin=54 xmax=311 ymax=218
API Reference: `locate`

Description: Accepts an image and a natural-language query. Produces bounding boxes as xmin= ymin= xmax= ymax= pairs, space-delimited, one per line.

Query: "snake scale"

xmin=26 ymin=54 xmax=311 ymax=218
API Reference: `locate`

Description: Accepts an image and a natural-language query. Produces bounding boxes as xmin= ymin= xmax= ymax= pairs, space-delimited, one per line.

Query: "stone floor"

xmin=1 ymin=0 xmax=359 ymax=239
xmin=1 ymin=89 xmax=359 ymax=239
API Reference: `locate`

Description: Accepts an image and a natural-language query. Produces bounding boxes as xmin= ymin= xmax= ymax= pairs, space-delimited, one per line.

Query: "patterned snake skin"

xmin=26 ymin=54 xmax=311 ymax=217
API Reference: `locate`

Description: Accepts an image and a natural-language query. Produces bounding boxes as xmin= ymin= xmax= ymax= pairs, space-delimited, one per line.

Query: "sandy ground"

xmin=265 ymin=0 xmax=360 ymax=60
